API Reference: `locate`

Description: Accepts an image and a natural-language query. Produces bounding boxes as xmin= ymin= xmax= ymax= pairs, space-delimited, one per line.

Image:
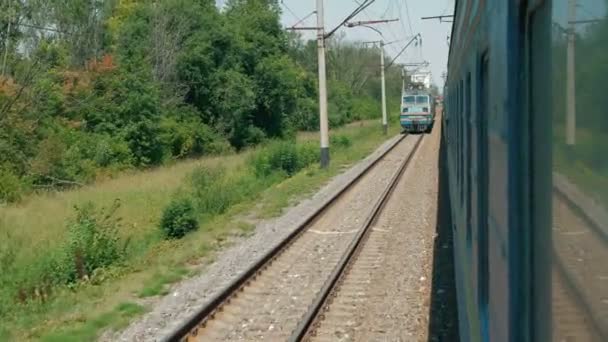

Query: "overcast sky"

xmin=278 ymin=0 xmax=454 ymax=88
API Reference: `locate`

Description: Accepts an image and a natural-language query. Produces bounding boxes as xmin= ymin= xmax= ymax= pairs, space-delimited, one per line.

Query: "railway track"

xmin=302 ymin=126 xmax=440 ymax=342
xmin=552 ymin=175 xmax=608 ymax=342
xmin=164 ymin=134 xmax=424 ymax=341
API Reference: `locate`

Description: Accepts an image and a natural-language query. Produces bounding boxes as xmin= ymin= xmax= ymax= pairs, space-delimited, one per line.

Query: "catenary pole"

xmin=316 ymin=0 xmax=330 ymax=168
xmin=566 ymin=0 xmax=576 ymax=145
xmin=380 ymin=42 xmax=387 ymax=134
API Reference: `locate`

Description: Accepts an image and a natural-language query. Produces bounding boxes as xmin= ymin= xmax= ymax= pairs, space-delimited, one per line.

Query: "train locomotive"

xmin=444 ymin=0 xmax=607 ymax=341
xmin=400 ymin=82 xmax=435 ymax=134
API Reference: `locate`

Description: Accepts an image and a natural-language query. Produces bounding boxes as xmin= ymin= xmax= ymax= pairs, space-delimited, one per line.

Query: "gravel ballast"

xmin=310 ymin=121 xmax=441 ymax=341
xmin=105 ymin=134 xmax=404 ymax=342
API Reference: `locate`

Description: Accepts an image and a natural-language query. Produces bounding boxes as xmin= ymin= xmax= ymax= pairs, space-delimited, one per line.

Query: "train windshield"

xmin=416 ymin=95 xmax=429 ymax=104
xmin=404 ymin=96 xmax=416 ymax=104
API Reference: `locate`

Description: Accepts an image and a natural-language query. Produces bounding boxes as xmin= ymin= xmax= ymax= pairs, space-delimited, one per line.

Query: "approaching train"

xmin=444 ymin=1 xmax=607 ymax=341
xmin=399 ymin=82 xmax=435 ymax=133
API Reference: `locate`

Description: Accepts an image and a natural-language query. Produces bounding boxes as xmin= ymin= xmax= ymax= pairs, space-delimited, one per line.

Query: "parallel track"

xmin=552 ymin=181 xmax=608 ymax=341
xmin=164 ymin=134 xmax=423 ymax=341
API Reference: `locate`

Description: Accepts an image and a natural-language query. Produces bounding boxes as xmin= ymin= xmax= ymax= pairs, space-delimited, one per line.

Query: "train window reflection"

xmin=551 ymin=0 xmax=608 ymax=341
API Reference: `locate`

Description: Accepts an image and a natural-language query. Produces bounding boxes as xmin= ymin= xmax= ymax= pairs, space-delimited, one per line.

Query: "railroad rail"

xmin=291 ymin=133 xmax=422 ymax=341
xmin=164 ymin=134 xmax=423 ymax=341
xmin=552 ymin=174 xmax=608 ymax=341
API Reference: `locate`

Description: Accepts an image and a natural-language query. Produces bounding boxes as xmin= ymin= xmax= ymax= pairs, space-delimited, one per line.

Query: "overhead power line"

xmin=281 ymin=0 xmax=302 ymax=23
xmin=402 ymin=0 xmax=414 ymax=35
xmin=351 ymin=0 xmax=401 ymax=58
xmin=325 ymin=0 xmax=376 ymax=39
xmin=386 ymin=33 xmax=421 ymax=69
xmin=291 ymin=11 xmax=317 ymax=29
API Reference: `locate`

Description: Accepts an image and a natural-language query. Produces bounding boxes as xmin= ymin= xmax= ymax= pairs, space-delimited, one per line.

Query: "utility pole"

xmin=347 ymin=19 xmax=399 ymax=135
xmin=566 ymin=0 xmax=576 ymax=146
xmin=380 ymin=42 xmax=387 ymax=134
xmin=316 ymin=0 xmax=330 ymax=168
xmin=1 ymin=0 xmax=12 ymax=77
xmin=287 ymin=0 xmax=375 ymax=167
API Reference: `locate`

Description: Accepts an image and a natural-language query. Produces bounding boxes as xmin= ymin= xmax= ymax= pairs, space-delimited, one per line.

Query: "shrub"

xmin=160 ymin=197 xmax=199 ymax=239
xmin=124 ymin=119 xmax=165 ymax=167
xmin=297 ymin=142 xmax=319 ymax=167
xmin=62 ymin=200 xmax=125 ymax=283
xmin=250 ymin=140 xmax=319 ymax=178
xmin=159 ymin=115 xmax=233 ymax=158
xmin=331 ymin=134 xmax=352 ymax=148
xmin=93 ymin=136 xmax=133 ymax=168
xmin=0 ymin=168 xmax=25 ymax=203
xmin=292 ymin=97 xmax=318 ymax=131
xmin=352 ymin=96 xmax=379 ymax=120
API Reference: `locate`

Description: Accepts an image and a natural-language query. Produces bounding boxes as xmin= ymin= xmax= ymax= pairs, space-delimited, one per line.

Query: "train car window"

xmin=466 ymin=72 xmax=472 ymax=251
xmin=548 ymin=1 xmax=608 ymax=341
xmin=456 ymin=84 xmax=460 ymax=192
xmin=460 ymin=79 xmax=465 ymax=205
xmin=479 ymin=52 xmax=490 ymax=342
xmin=456 ymin=81 xmax=463 ymax=193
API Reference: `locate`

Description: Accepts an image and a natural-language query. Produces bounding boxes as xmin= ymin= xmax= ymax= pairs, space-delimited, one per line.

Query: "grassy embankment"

xmin=553 ymin=125 xmax=608 ymax=207
xmin=0 ymin=120 xmax=401 ymax=341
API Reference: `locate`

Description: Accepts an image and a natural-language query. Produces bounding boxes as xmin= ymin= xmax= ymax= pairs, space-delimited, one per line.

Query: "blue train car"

xmin=444 ymin=0 xmax=607 ymax=341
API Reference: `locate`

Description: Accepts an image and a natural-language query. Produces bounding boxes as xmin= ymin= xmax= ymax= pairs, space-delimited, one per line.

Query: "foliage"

xmin=0 ymin=201 xmax=125 ymax=319
xmin=160 ymin=197 xmax=199 ymax=239
xmin=0 ymin=121 xmax=393 ymax=339
xmin=249 ymin=140 xmax=319 ymax=177
xmin=0 ymin=0 xmax=402 ymax=202
xmin=331 ymin=134 xmax=352 ymax=148
xmin=552 ymin=3 xmax=608 ymax=204
xmin=0 ymin=167 xmax=25 ymax=203
xmin=60 ymin=201 xmax=125 ymax=283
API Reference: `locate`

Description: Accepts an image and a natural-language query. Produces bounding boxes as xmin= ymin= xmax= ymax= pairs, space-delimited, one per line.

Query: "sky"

xmin=278 ymin=0 xmax=454 ymax=88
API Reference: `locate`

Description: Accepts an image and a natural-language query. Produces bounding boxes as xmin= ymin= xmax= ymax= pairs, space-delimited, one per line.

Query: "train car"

xmin=444 ymin=0 xmax=607 ymax=341
xmin=400 ymin=83 xmax=435 ymax=133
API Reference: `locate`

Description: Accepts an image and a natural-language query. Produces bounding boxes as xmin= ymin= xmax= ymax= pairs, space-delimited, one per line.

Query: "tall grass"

xmin=553 ymin=125 xmax=608 ymax=206
xmin=0 ymin=120 xmax=397 ymax=340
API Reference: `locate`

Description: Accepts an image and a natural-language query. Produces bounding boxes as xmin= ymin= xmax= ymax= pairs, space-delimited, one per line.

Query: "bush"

xmin=61 ymin=201 xmax=125 ymax=283
xmin=352 ymin=96 xmax=379 ymax=121
xmin=0 ymin=202 xmax=126 ymax=311
xmin=93 ymin=136 xmax=133 ymax=168
xmin=159 ymin=115 xmax=232 ymax=158
xmin=160 ymin=197 xmax=199 ymax=239
xmin=250 ymin=140 xmax=319 ymax=177
xmin=292 ymin=97 xmax=318 ymax=131
xmin=331 ymin=134 xmax=352 ymax=148
xmin=124 ymin=120 xmax=165 ymax=166
xmin=0 ymin=168 xmax=25 ymax=203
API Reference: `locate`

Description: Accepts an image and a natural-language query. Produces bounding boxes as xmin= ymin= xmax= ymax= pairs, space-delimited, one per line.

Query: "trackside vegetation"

xmin=552 ymin=14 xmax=608 ymax=205
xmin=0 ymin=0 xmax=403 ymax=204
xmin=0 ymin=122 xmax=401 ymax=341
xmin=0 ymin=0 xmax=406 ymax=340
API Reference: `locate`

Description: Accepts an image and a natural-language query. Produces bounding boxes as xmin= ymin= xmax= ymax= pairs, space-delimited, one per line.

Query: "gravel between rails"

xmin=309 ymin=125 xmax=441 ymax=342
xmin=104 ymin=134 xmax=405 ymax=342
xmin=192 ymin=136 xmax=420 ymax=341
